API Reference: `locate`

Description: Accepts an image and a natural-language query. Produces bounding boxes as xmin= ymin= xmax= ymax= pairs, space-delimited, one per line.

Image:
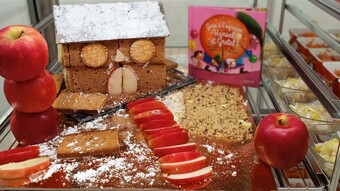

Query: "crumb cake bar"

xmin=162 ymin=83 xmax=253 ymax=141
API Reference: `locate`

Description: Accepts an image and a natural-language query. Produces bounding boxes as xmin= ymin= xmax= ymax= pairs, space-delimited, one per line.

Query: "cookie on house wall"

xmin=130 ymin=39 xmax=155 ymax=64
xmin=81 ymin=43 xmax=108 ymax=68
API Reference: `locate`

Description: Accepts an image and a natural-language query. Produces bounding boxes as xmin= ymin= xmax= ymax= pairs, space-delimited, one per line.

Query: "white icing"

xmin=53 ymin=1 xmax=169 ymax=43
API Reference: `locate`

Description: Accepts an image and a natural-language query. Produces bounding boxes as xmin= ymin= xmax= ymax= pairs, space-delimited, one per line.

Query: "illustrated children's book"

xmin=188 ymin=6 xmax=267 ymax=87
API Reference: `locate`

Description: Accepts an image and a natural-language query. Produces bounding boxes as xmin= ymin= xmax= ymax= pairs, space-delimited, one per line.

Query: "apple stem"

xmin=279 ymin=118 xmax=286 ymax=126
xmin=18 ymin=30 xmax=24 ymax=38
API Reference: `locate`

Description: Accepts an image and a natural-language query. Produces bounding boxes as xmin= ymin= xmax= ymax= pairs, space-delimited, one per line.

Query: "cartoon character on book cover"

xmin=188 ymin=6 xmax=267 ymax=87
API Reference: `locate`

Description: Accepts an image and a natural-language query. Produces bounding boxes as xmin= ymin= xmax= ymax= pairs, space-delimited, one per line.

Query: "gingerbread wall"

xmin=61 ymin=37 xmax=166 ymax=94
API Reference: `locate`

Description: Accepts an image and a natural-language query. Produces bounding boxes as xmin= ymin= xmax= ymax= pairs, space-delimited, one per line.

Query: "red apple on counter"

xmin=153 ymin=143 xmax=197 ymax=157
xmin=163 ymin=166 xmax=213 ymax=185
xmin=254 ymin=113 xmax=309 ymax=169
xmin=0 ymin=157 xmax=51 ymax=179
xmin=10 ymin=107 xmax=60 ymax=145
xmin=0 ymin=25 xmax=48 ymax=81
xmin=4 ymin=69 xmax=56 ymax=113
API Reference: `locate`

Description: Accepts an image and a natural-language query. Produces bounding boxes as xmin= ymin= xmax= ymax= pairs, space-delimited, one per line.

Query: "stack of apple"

xmin=0 ymin=145 xmax=51 ymax=187
xmin=0 ymin=25 xmax=59 ymax=145
xmin=127 ymin=97 xmax=213 ymax=189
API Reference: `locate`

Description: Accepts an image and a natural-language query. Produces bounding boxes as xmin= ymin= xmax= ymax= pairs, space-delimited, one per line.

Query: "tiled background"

xmin=0 ymin=0 xmax=339 ymax=116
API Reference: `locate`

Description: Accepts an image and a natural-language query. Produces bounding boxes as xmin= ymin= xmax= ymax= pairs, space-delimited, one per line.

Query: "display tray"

xmin=0 ymin=77 xmax=277 ymax=190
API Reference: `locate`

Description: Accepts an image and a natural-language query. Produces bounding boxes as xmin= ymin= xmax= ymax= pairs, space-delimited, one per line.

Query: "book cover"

xmin=188 ymin=6 xmax=267 ymax=87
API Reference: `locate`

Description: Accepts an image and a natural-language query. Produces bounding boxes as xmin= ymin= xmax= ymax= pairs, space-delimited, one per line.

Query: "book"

xmin=188 ymin=6 xmax=267 ymax=87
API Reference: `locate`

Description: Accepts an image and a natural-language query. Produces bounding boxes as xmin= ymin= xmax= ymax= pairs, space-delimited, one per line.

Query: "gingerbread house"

xmin=53 ymin=1 xmax=169 ymax=95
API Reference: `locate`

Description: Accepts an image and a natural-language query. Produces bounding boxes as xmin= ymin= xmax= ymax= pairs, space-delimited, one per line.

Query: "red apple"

xmin=0 ymin=25 xmax=48 ymax=81
xmin=139 ymin=119 xmax=177 ymax=130
xmin=10 ymin=107 xmax=60 ymax=145
xmin=134 ymin=109 xmax=174 ymax=126
xmin=0 ymin=157 xmax=51 ymax=179
xmin=4 ymin=69 xmax=56 ymax=113
xmin=146 ymin=127 xmax=186 ymax=141
xmin=126 ymin=97 xmax=155 ymax=109
xmin=153 ymin=143 xmax=197 ymax=157
xmin=163 ymin=166 xmax=213 ymax=185
xmin=0 ymin=145 xmax=40 ymax=165
xmin=148 ymin=131 xmax=189 ymax=149
xmin=130 ymin=101 xmax=166 ymax=115
xmin=143 ymin=125 xmax=179 ymax=138
xmin=160 ymin=156 xmax=207 ymax=174
xmin=158 ymin=151 xmax=202 ymax=163
xmin=254 ymin=113 xmax=309 ymax=169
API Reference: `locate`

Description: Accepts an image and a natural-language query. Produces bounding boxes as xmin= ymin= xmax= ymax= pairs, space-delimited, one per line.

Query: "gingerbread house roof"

xmin=53 ymin=1 xmax=170 ymax=43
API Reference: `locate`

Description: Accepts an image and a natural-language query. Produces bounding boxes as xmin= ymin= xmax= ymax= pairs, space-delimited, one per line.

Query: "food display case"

xmin=0 ymin=0 xmax=340 ymax=190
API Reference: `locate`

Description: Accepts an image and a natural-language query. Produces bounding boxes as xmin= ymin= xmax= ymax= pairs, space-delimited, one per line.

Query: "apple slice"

xmin=153 ymin=143 xmax=197 ymax=157
xmin=130 ymin=101 xmax=166 ymax=115
xmin=126 ymin=97 xmax=155 ymax=110
xmin=134 ymin=109 xmax=174 ymax=126
xmin=162 ymin=166 xmax=213 ymax=185
xmin=160 ymin=156 xmax=207 ymax=174
xmin=108 ymin=67 xmax=123 ymax=95
xmin=146 ymin=127 xmax=186 ymax=141
xmin=114 ymin=49 xmax=127 ymax=62
xmin=158 ymin=151 xmax=202 ymax=163
xmin=122 ymin=66 xmax=137 ymax=93
xmin=148 ymin=131 xmax=188 ymax=149
xmin=143 ymin=125 xmax=179 ymax=138
xmin=139 ymin=119 xmax=177 ymax=130
xmin=0 ymin=145 xmax=40 ymax=165
xmin=0 ymin=157 xmax=51 ymax=179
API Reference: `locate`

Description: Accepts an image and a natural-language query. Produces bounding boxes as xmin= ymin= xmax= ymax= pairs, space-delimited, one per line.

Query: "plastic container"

xmin=268 ymin=71 xmax=316 ymax=102
xmin=310 ymin=137 xmax=339 ymax=177
xmin=291 ymin=37 xmax=329 ymax=64
xmin=310 ymin=145 xmax=334 ymax=177
xmin=288 ymin=28 xmax=317 ymax=45
xmin=320 ymin=62 xmax=340 ymax=97
xmin=263 ymin=54 xmax=297 ymax=79
xmin=283 ymin=92 xmax=339 ymax=134
xmin=263 ymin=42 xmax=281 ymax=60
xmin=328 ymin=28 xmax=340 ymax=43
xmin=309 ymin=48 xmax=340 ymax=74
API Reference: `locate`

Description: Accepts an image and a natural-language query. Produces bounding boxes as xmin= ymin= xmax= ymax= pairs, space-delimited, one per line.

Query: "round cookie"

xmin=81 ymin=43 xmax=108 ymax=68
xmin=130 ymin=39 xmax=155 ymax=64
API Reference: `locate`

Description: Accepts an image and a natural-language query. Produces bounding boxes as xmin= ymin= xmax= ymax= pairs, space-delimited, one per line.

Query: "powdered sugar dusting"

xmin=53 ymin=1 xmax=169 ymax=43
xmin=161 ymin=91 xmax=185 ymax=123
xmin=31 ymin=112 xmax=162 ymax=188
